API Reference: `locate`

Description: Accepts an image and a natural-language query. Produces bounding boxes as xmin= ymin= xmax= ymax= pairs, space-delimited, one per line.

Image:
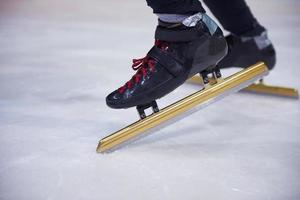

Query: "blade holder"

xmin=136 ymin=101 xmax=159 ymax=119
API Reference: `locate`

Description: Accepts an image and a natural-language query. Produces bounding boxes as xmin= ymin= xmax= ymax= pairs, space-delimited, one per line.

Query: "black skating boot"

xmin=218 ymin=23 xmax=276 ymax=70
xmin=106 ymin=13 xmax=227 ymax=109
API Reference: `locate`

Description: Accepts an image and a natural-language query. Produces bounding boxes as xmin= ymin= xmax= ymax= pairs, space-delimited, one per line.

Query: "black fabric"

xmin=147 ymin=46 xmax=184 ymax=77
xmin=146 ymin=0 xmax=205 ymax=14
xmin=218 ymin=34 xmax=276 ymax=70
xmin=203 ymin=0 xmax=259 ymax=36
xmin=146 ymin=0 xmax=261 ymax=36
xmin=155 ymin=25 xmax=205 ymax=42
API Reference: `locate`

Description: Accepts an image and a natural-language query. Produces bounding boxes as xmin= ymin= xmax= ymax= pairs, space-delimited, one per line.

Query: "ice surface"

xmin=0 ymin=0 xmax=300 ymax=200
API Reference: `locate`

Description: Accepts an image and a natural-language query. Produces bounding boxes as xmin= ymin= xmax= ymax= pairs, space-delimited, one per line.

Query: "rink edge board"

xmin=97 ymin=62 xmax=268 ymax=153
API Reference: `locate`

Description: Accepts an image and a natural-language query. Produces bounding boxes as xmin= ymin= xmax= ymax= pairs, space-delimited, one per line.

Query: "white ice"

xmin=0 ymin=0 xmax=300 ymax=200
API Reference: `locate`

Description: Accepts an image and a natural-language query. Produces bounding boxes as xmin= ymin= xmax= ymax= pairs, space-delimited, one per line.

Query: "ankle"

xmin=155 ymin=14 xmax=190 ymax=24
xmin=239 ymin=23 xmax=266 ymax=37
xmin=155 ymin=12 xmax=220 ymax=42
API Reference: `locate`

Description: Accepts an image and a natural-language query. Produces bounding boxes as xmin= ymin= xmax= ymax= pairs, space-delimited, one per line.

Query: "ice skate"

xmin=98 ymin=62 xmax=269 ymax=153
xmin=98 ymin=13 xmax=272 ymax=153
xmin=188 ymin=24 xmax=299 ymax=98
xmin=218 ymin=24 xmax=276 ymax=70
xmin=106 ymin=13 xmax=227 ymax=111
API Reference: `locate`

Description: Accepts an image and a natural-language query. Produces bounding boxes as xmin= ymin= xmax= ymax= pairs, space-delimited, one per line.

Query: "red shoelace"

xmin=118 ymin=57 xmax=156 ymax=93
xmin=118 ymin=40 xmax=168 ymax=94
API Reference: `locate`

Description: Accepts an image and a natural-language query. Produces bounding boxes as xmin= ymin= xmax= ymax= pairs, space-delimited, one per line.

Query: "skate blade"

xmin=97 ymin=62 xmax=268 ymax=153
xmin=188 ymin=71 xmax=299 ymax=99
xmin=243 ymin=83 xmax=299 ymax=98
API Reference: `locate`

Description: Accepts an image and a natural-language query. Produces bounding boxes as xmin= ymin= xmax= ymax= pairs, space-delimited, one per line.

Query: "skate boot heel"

xmin=136 ymin=101 xmax=159 ymax=120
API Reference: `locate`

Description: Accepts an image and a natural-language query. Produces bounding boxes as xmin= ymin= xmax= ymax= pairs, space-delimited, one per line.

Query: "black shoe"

xmin=218 ymin=25 xmax=276 ymax=70
xmin=106 ymin=13 xmax=227 ymax=109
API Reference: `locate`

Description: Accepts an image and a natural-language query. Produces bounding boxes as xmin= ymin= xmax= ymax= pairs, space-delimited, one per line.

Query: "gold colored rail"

xmin=243 ymin=82 xmax=299 ymax=98
xmin=188 ymin=72 xmax=299 ymax=99
xmin=97 ymin=62 xmax=268 ymax=153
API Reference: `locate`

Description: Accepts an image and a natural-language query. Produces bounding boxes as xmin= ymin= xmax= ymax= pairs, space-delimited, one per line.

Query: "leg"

xmin=203 ymin=0 xmax=276 ymax=70
xmin=146 ymin=0 xmax=205 ymax=14
xmin=203 ymin=0 xmax=262 ymax=36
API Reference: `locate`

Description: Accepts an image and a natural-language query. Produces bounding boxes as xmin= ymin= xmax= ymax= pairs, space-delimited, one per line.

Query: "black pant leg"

xmin=203 ymin=0 xmax=259 ymax=35
xmin=146 ymin=0 xmax=205 ymax=14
